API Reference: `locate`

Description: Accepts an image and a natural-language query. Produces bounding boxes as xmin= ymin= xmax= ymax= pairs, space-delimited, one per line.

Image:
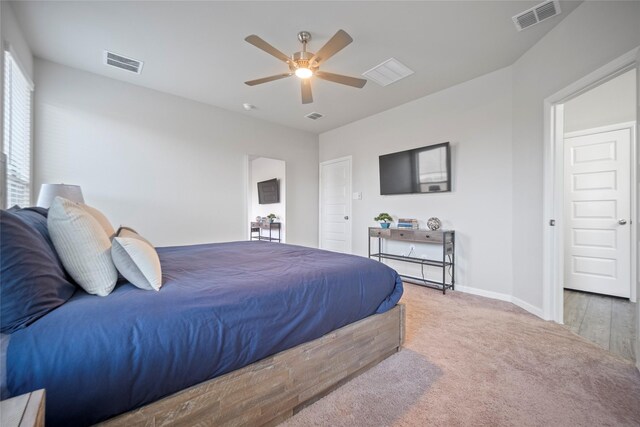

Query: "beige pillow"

xmin=48 ymin=197 xmax=118 ymax=296
xmin=111 ymin=227 xmax=162 ymax=291
xmin=80 ymin=203 xmax=115 ymax=238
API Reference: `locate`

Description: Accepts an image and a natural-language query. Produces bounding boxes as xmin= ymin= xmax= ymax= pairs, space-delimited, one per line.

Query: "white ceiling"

xmin=11 ymin=1 xmax=582 ymax=134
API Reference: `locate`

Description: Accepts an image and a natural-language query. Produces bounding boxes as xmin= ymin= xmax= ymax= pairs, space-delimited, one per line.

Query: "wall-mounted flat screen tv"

xmin=379 ymin=142 xmax=451 ymax=195
xmin=258 ymin=178 xmax=280 ymax=204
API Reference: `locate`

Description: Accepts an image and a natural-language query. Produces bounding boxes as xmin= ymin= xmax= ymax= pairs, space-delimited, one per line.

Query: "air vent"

xmin=305 ymin=112 xmax=323 ymax=120
xmin=516 ymin=11 xmax=538 ymax=30
xmin=103 ymin=50 xmax=143 ymax=74
xmin=362 ymin=58 xmax=414 ymax=87
xmin=513 ymin=0 xmax=561 ymax=31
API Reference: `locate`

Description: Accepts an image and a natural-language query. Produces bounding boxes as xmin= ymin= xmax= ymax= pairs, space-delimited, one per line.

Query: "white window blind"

xmin=3 ymin=50 xmax=33 ymax=207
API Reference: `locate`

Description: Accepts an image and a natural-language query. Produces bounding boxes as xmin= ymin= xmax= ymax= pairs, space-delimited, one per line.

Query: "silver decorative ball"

xmin=427 ymin=217 xmax=441 ymax=231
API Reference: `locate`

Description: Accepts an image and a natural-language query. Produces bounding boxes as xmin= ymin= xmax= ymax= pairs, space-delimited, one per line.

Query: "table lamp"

xmin=36 ymin=184 xmax=84 ymax=208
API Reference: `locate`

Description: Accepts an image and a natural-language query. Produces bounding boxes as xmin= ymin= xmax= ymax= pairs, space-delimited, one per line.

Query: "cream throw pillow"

xmin=80 ymin=203 xmax=115 ymax=238
xmin=48 ymin=197 xmax=118 ymax=296
xmin=111 ymin=227 xmax=162 ymax=291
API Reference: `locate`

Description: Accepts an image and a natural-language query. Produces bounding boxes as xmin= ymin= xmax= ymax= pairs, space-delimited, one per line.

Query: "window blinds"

xmin=3 ymin=50 xmax=33 ymax=208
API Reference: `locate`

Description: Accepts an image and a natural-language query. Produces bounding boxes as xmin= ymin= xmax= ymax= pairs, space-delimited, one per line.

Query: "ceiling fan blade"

xmin=245 ymin=35 xmax=291 ymax=63
xmin=309 ymin=30 xmax=353 ymax=65
xmin=245 ymin=73 xmax=292 ymax=86
xmin=301 ymin=79 xmax=313 ymax=104
xmin=315 ymin=71 xmax=367 ymax=88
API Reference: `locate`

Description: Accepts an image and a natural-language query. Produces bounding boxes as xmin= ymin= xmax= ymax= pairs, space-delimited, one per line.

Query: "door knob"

xmin=344 ymin=216 xmax=349 ymax=220
xmin=618 ymin=219 xmax=627 ymax=225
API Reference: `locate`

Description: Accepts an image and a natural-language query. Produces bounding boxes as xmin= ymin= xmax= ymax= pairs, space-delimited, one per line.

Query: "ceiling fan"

xmin=244 ymin=30 xmax=367 ymax=104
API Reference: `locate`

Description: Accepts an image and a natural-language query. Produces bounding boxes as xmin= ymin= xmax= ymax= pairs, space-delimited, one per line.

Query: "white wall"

xmin=1 ymin=1 xmax=34 ymax=209
xmin=248 ymin=157 xmax=286 ymax=242
xmin=636 ymin=48 xmax=640 ymax=373
xmin=1 ymin=2 xmax=33 ymax=80
xmin=320 ymin=67 xmax=514 ymax=297
xmin=34 ymin=59 xmax=319 ymax=247
xmin=564 ymin=68 xmax=636 ymax=133
xmin=511 ymin=1 xmax=640 ymax=312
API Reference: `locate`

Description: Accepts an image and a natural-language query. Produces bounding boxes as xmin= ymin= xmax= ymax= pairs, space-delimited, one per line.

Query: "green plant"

xmin=374 ymin=213 xmax=393 ymax=223
xmin=267 ymin=213 xmax=277 ymax=220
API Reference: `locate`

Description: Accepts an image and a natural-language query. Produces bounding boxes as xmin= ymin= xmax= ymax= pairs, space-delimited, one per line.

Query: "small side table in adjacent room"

xmin=250 ymin=221 xmax=282 ymax=242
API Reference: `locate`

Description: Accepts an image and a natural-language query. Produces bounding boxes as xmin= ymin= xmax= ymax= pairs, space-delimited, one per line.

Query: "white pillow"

xmin=111 ymin=227 xmax=162 ymax=291
xmin=48 ymin=197 xmax=118 ymax=296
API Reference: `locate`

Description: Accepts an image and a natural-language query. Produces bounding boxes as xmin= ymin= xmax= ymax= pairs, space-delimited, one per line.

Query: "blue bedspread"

xmin=7 ymin=241 xmax=403 ymax=426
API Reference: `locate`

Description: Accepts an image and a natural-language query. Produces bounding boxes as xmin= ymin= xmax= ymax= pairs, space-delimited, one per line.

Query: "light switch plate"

xmin=352 ymin=192 xmax=362 ymax=200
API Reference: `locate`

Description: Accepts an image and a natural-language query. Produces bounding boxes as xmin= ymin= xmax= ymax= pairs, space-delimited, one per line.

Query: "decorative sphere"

xmin=427 ymin=217 xmax=441 ymax=231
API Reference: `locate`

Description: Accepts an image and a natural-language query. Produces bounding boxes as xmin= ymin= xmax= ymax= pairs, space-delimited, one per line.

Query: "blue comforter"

xmin=7 ymin=241 xmax=403 ymax=426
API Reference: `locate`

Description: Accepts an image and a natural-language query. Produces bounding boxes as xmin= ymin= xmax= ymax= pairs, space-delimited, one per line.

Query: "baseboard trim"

xmin=454 ymin=285 xmax=512 ymax=303
xmin=511 ymin=296 xmax=547 ymax=319
xmin=454 ymin=286 xmax=546 ymax=320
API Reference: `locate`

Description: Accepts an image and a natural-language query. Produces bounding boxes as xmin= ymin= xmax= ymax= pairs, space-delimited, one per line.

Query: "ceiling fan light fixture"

xmin=244 ymin=30 xmax=367 ymax=104
xmin=295 ymin=67 xmax=313 ymax=79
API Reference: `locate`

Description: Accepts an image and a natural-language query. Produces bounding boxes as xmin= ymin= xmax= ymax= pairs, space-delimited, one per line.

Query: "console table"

xmin=368 ymin=227 xmax=455 ymax=294
xmin=250 ymin=222 xmax=281 ymax=242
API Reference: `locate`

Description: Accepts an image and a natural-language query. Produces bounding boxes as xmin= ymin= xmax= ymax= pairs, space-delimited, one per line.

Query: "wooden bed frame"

xmin=99 ymin=303 xmax=405 ymax=427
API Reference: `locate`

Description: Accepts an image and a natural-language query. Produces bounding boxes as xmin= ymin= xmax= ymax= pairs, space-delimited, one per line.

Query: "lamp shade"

xmin=36 ymin=184 xmax=84 ymax=208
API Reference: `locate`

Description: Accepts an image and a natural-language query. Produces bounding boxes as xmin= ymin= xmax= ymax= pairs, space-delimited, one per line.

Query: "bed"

xmin=6 ymin=240 xmax=404 ymax=426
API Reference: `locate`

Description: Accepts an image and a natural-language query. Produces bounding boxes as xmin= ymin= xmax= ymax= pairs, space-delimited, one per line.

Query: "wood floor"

xmin=563 ymin=289 xmax=636 ymax=362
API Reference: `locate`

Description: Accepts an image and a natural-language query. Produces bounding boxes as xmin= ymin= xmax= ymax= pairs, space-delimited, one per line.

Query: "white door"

xmin=319 ymin=157 xmax=352 ymax=253
xmin=564 ymin=127 xmax=632 ymax=297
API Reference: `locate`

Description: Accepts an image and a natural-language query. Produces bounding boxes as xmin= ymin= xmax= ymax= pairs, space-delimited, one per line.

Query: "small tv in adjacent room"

xmin=379 ymin=142 xmax=451 ymax=195
xmin=257 ymin=178 xmax=280 ymax=204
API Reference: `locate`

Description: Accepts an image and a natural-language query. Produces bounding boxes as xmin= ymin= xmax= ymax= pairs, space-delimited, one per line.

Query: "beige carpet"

xmin=283 ymin=284 xmax=640 ymax=426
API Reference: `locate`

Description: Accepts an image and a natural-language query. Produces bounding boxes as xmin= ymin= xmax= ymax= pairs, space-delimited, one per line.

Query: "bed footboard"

xmin=99 ymin=303 xmax=405 ymax=427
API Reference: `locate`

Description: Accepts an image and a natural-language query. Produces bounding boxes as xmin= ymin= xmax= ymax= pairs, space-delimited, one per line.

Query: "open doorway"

xmin=553 ymin=68 xmax=637 ymax=361
xmin=246 ymin=156 xmax=286 ymax=243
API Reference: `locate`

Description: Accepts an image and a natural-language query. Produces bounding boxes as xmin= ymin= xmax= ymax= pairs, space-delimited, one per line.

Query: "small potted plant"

xmin=374 ymin=213 xmax=393 ymax=229
xmin=267 ymin=213 xmax=277 ymax=223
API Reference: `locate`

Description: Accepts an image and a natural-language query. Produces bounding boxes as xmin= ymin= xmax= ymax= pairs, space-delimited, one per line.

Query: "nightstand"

xmin=0 ymin=389 xmax=45 ymax=427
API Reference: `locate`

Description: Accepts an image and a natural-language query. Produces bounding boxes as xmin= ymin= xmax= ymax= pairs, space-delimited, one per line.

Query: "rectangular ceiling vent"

xmin=305 ymin=112 xmax=324 ymax=120
xmin=103 ymin=50 xmax=144 ymax=74
xmin=513 ymin=0 xmax=561 ymax=31
xmin=362 ymin=58 xmax=414 ymax=87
